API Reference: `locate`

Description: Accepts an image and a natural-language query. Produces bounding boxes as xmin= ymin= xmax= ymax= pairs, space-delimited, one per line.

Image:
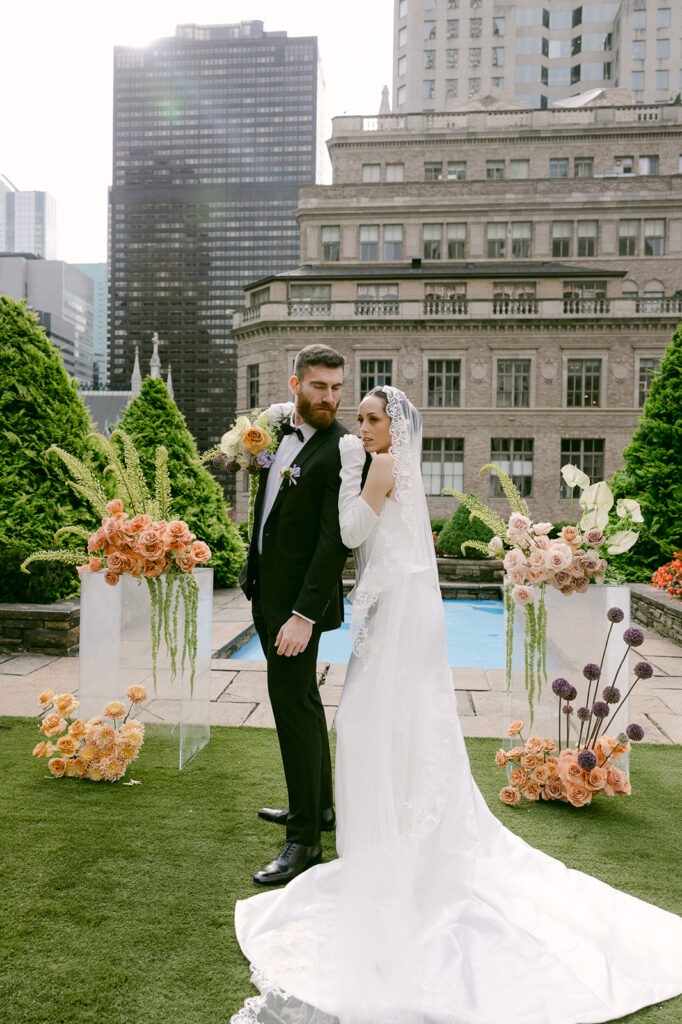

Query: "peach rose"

xmin=508 ymin=513 xmax=531 ymax=534
xmin=103 ymin=517 xmax=120 ymax=539
xmin=125 ymin=685 xmax=147 ymax=705
xmin=520 ymin=753 xmax=540 ymax=770
xmin=506 ymin=746 xmax=524 ymax=760
xmin=511 ymin=584 xmax=534 ymax=607
xmin=489 ymin=536 xmax=504 ymax=553
xmin=106 ymin=551 xmax=127 ymax=573
xmin=495 ymin=749 xmax=508 ymax=767
xmin=533 ymin=534 xmax=550 ymax=551
xmin=552 ymin=570 xmax=571 ymax=589
xmin=528 ymin=549 xmax=548 ymax=570
xmin=164 ymin=519 xmax=192 ymax=542
xmin=88 ymin=557 xmax=103 ymax=572
xmin=509 ymin=766 xmax=530 ymax=788
xmin=526 ymin=567 xmax=548 ymax=585
xmin=48 ymin=757 xmax=67 ymax=778
xmin=53 ymin=693 xmax=79 ymax=717
xmin=542 ymin=779 xmax=567 ymax=801
xmin=507 ymin=568 xmax=527 ymax=585
xmin=87 ymin=528 xmax=105 ymax=553
xmin=106 ymin=498 xmax=125 ymax=515
xmin=524 ymin=736 xmax=545 ymax=755
xmin=503 ymin=548 xmax=526 ymax=572
xmin=584 ymin=528 xmax=605 ymax=548
xmin=547 ymin=542 xmax=573 ymax=571
xmin=127 ymin=513 xmax=152 ymax=534
xmin=104 ymin=701 xmax=126 ymax=720
xmin=499 ymin=786 xmax=521 ymax=806
xmin=581 ymin=549 xmax=601 ymax=572
xmin=73 ymin=759 xmax=88 ymax=778
xmin=560 ymin=525 xmax=581 ymax=546
xmin=565 ymin=783 xmax=592 ymax=808
xmin=532 ymin=764 xmax=551 ymax=785
xmin=604 ymin=767 xmax=630 ymax=796
xmin=104 ymin=568 xmax=120 ymax=587
xmin=574 ymin=577 xmax=590 ymax=594
xmin=560 ymin=583 xmax=575 ymax=596
xmin=240 ymin=424 xmax=272 ymax=455
xmin=545 ymin=758 xmax=560 ymax=780
xmin=585 ymin=766 xmax=607 ymax=791
xmin=56 ymin=735 xmax=80 ymax=757
xmin=506 ymin=720 xmax=524 ymax=737
xmin=32 ymin=741 xmax=50 ymax=758
xmin=177 ymin=551 xmax=198 ymax=573
xmin=38 ymin=689 xmax=54 ymax=707
xmin=532 ymin=522 xmax=553 ymax=535
xmin=142 ymin=560 xmax=166 ymax=578
xmin=190 ymin=540 xmax=211 ymax=564
xmin=544 ymin=740 xmax=557 ymax=754
xmin=559 ymin=761 xmax=585 ymax=785
xmin=68 ymin=719 xmax=87 ymax=739
xmin=40 ymin=713 xmax=67 ymax=738
xmin=521 ymin=781 xmax=542 ymax=801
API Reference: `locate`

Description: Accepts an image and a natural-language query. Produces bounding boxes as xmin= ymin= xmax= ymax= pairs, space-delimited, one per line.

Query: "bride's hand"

xmin=339 ymin=433 xmax=366 ymax=470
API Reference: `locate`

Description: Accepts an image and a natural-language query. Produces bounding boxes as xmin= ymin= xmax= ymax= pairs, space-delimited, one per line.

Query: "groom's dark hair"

xmin=294 ymin=344 xmax=345 ymax=381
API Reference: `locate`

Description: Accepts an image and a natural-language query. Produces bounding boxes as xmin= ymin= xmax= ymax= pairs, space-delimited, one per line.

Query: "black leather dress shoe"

xmin=252 ymin=841 xmax=322 ymax=887
xmin=257 ymin=806 xmax=336 ymax=831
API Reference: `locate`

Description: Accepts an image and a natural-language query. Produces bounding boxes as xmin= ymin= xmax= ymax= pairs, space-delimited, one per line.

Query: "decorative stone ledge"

xmin=630 ymin=584 xmax=682 ymax=646
xmin=344 ymin=556 xmax=503 ymax=586
xmin=0 ymin=601 xmax=80 ymax=657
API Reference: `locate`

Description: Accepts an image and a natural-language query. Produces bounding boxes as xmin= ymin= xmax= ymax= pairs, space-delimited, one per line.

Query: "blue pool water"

xmin=232 ymin=599 xmax=505 ymax=669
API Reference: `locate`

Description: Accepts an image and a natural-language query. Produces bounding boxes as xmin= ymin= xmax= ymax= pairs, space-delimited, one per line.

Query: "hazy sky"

xmin=0 ymin=0 xmax=394 ymax=264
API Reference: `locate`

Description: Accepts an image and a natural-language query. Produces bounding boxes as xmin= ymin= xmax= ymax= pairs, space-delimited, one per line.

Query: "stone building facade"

xmin=231 ymin=98 xmax=681 ymax=524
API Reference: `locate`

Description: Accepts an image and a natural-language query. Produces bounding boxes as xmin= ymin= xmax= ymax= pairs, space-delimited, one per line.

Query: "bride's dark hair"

xmin=364 ymin=385 xmax=389 ymax=408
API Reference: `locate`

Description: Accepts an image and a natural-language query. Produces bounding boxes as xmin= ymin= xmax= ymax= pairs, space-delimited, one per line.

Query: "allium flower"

xmin=551 ymin=678 xmax=572 ymax=698
xmin=626 ymin=723 xmax=645 ymax=741
xmin=212 ymin=453 xmax=227 ymax=469
xmin=577 ymin=750 xmax=597 ymax=771
xmin=623 ymin=627 xmax=644 ymax=647
xmin=577 ymin=706 xmax=592 ymax=721
xmin=592 ymin=701 xmax=610 ymax=718
xmin=225 ymin=459 xmax=240 ymax=475
xmin=582 ymin=663 xmax=601 ymax=681
xmin=607 ymin=607 xmax=624 ymax=623
xmin=602 ymin=686 xmax=621 ymax=704
xmin=634 ymin=661 xmax=654 ymax=680
xmin=565 ymin=684 xmax=578 ymax=702
xmin=562 ymin=705 xmax=574 ymax=715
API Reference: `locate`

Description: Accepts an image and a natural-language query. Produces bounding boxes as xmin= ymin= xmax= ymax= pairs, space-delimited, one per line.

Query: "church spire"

xmin=150 ymin=331 xmax=161 ymax=378
xmin=131 ymin=344 xmax=142 ymax=396
xmin=166 ymin=364 xmax=174 ymax=399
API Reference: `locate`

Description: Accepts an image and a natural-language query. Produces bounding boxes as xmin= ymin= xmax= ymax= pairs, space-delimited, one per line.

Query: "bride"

xmin=232 ymin=385 xmax=682 ymax=1024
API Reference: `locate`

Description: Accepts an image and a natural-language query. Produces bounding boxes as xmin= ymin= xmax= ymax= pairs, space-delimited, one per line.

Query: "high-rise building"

xmin=393 ymin=0 xmax=682 ymax=112
xmin=74 ymin=263 xmax=108 ymax=386
xmin=0 ymin=178 xmax=57 ymax=259
xmin=108 ymin=21 xmax=323 ymax=453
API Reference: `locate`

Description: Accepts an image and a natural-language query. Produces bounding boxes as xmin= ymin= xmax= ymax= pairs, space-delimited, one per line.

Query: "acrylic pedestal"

xmin=506 ymin=584 xmax=630 ymax=775
xmin=79 ymin=568 xmax=212 ymax=769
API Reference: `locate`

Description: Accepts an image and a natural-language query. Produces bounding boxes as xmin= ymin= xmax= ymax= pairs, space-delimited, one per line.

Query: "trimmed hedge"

xmin=437 ymin=498 xmax=495 ymax=558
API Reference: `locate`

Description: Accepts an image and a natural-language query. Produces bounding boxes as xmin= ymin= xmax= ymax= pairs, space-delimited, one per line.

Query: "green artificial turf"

xmin=1 ymin=717 xmax=680 ymax=1024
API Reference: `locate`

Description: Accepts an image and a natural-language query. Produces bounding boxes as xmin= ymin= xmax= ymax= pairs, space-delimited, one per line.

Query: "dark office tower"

xmin=109 ymin=21 xmax=321 ymax=452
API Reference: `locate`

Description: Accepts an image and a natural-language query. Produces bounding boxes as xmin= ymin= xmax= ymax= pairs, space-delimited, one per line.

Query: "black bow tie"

xmin=280 ymin=421 xmax=304 ymax=442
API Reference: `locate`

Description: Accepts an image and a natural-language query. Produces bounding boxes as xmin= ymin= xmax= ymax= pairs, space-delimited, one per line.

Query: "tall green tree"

xmin=0 ymin=296 xmax=94 ymax=602
xmin=610 ymin=323 xmax=682 ymax=581
xmin=119 ymin=377 xmax=245 ymax=588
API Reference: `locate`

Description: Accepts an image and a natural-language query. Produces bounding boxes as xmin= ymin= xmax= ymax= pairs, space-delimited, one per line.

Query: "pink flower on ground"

xmin=511 ymin=584 xmax=534 ymax=606
xmin=532 ymin=522 xmax=553 ymax=535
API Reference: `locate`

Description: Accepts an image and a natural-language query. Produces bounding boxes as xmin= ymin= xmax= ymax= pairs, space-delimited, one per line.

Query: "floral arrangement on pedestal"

xmin=652 ymin=551 xmax=682 ymax=599
xmin=20 ymin=430 xmax=211 ymax=688
xmin=495 ymin=610 xmax=652 ymax=807
xmin=33 ymin=685 xmax=147 ymax=782
xmin=446 ymin=463 xmax=643 ymax=717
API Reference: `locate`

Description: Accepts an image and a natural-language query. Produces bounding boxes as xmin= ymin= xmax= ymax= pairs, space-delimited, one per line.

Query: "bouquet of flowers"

xmin=495 ymin=609 xmax=651 ymax=807
xmin=652 ymin=551 xmax=682 ymax=599
xmin=33 ymin=686 xmax=147 ymax=783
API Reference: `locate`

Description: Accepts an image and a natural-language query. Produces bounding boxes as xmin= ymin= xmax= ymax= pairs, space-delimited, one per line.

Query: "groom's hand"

xmin=275 ymin=614 xmax=313 ymax=657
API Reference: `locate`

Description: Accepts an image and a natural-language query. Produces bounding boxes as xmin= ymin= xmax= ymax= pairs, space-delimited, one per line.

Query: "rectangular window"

xmin=422 ymin=438 xmax=464 ymax=496
xmin=470 ymin=47 xmax=482 ymax=67
xmin=399 ymin=26 xmax=407 ymax=47
xmin=566 ymin=359 xmax=601 ymax=407
xmin=656 ymin=38 xmax=669 ymax=59
xmin=655 ymin=70 xmax=668 ymax=90
xmin=486 ymin=160 xmax=505 ymax=179
xmin=510 ymin=159 xmax=530 ymax=179
xmin=446 ymin=47 xmax=459 ymax=68
xmin=424 ymin=281 xmax=467 ymax=309
xmin=492 ymin=76 xmax=504 ymax=88
xmin=618 ymin=220 xmax=639 ymax=256
xmin=424 ymin=161 xmax=443 ymax=181
xmin=559 ymin=440 xmax=604 ymax=497
xmin=360 ymin=359 xmax=393 ymax=393
xmin=492 ymin=47 xmax=505 ymax=66
xmin=470 ymin=18 xmax=482 ymax=38
xmin=632 ymin=39 xmax=645 ymax=60
xmin=511 ymin=221 xmax=532 ymax=258
xmin=424 ymin=49 xmax=436 ymax=69
xmin=657 ymin=8 xmax=671 ymax=29
xmin=574 ymin=157 xmax=593 ymax=177
xmin=424 ymin=20 xmax=437 ymax=39
xmin=468 ymin=77 xmax=481 ymax=96
xmin=386 ymin=163 xmax=404 ymax=182
xmin=446 ymin=79 xmax=458 ymax=99
xmin=493 ymin=16 xmax=505 ymax=36
xmin=577 ymin=220 xmax=598 ymax=257
xmin=356 ymin=284 xmax=399 ymax=315
xmin=362 ymin=163 xmax=381 ymax=183
xmin=550 ymin=158 xmax=569 ymax=178
xmin=397 ymin=54 xmax=407 ymax=76
xmin=423 ymin=223 xmax=443 ymax=259
xmin=427 ymin=359 xmax=461 ymax=407
xmin=633 ymin=9 xmax=646 ymax=29
xmin=496 ymin=359 xmax=531 ymax=408
xmin=639 ymin=155 xmax=659 ymax=176
xmin=399 ymin=0 xmax=407 ymax=16
xmin=423 ymin=78 xmax=436 ymax=99
xmin=615 ymin=155 xmax=634 ymax=174
xmin=383 ymin=224 xmax=403 ymax=260
xmin=360 ymin=224 xmax=379 ymax=260
xmin=447 ymin=223 xmax=466 ymax=258
xmin=289 ymin=284 xmax=331 ymax=314
xmin=638 ymin=358 xmax=661 ymax=407
xmin=448 ymin=160 xmax=466 ymax=180
xmin=425 ymin=0 xmax=436 ymax=7
xmin=644 ymin=219 xmax=665 ymax=255
xmin=632 ymin=70 xmax=645 ymax=91
xmin=247 ymin=364 xmax=259 ymax=409
xmin=552 ymin=221 xmax=572 ymax=258
xmin=493 ymin=281 xmax=537 ymax=301
xmin=487 ymin=222 xmax=506 ymax=258
xmin=447 ymin=19 xmax=459 ymax=39
xmin=397 ymin=84 xmax=407 ymax=105
xmin=321 ymin=225 xmax=340 ymax=261
xmin=490 ymin=439 xmax=534 ymax=498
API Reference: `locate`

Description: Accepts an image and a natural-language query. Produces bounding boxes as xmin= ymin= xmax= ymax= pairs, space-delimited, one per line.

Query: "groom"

xmin=240 ymin=344 xmax=349 ymax=886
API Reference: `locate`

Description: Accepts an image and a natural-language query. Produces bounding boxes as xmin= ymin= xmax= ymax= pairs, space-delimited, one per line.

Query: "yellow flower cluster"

xmin=34 ymin=686 xmax=147 ymax=782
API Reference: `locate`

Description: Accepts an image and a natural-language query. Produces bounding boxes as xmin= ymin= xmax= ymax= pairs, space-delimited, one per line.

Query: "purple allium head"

xmin=602 ymin=685 xmax=621 ymax=704
xmin=552 ymin=677 xmax=572 ymax=698
xmin=582 ymin=663 xmax=601 ymax=681
xmin=634 ymin=661 xmax=654 ymax=680
xmin=563 ymin=704 xmax=574 ymax=715
xmin=578 ymin=750 xmax=597 ymax=771
xmin=225 ymin=459 xmax=240 ymax=475
xmin=577 ymin=706 xmax=592 ymax=721
xmin=607 ymin=607 xmax=624 ymax=623
xmin=626 ymin=723 xmax=645 ymax=742
xmin=212 ymin=453 xmax=227 ymax=469
xmin=566 ymin=684 xmax=578 ymax=702
xmin=623 ymin=626 xmax=645 ymax=648
xmin=592 ymin=701 xmax=610 ymax=718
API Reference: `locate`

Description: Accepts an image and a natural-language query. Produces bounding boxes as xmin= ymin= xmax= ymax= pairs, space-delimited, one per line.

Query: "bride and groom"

xmin=236 ymin=344 xmax=682 ymax=1024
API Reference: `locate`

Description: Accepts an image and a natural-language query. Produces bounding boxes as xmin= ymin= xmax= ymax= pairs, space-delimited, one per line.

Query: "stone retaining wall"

xmin=631 ymin=584 xmax=682 ymax=645
xmin=0 ymin=601 xmax=80 ymax=657
xmin=344 ymin=556 xmax=503 ymax=583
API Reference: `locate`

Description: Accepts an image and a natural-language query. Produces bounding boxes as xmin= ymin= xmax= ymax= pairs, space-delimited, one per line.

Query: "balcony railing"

xmin=287 ymin=300 xmax=331 ymax=316
xmin=563 ymin=298 xmax=611 ymax=314
xmin=492 ymin=298 xmax=539 ymax=315
xmin=355 ymin=299 xmax=401 ymax=316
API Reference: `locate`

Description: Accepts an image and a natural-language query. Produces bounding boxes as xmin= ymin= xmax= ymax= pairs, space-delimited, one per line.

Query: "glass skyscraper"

xmin=109 ymin=21 xmax=322 ymax=452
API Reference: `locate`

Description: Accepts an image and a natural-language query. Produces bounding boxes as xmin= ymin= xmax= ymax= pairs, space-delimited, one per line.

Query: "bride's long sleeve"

xmin=338 ymin=435 xmax=379 ymax=549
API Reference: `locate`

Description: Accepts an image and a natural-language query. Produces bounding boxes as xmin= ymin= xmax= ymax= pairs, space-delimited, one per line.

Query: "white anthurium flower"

xmin=606 ymin=530 xmax=639 ymax=555
xmin=255 ymin=409 xmax=271 ymax=429
xmin=616 ymin=498 xmax=644 ymax=523
xmin=580 ymin=507 xmax=610 ymax=531
xmin=561 ymin=463 xmax=590 ymax=491
xmin=579 ymin=480 xmax=614 ymax=512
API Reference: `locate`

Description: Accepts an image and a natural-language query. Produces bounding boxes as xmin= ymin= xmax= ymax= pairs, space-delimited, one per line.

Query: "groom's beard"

xmin=296 ymin=393 xmax=340 ymax=430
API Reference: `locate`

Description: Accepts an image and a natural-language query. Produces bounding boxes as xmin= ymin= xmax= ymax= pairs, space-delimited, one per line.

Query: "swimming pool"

xmin=231 ymin=599 xmax=505 ymax=669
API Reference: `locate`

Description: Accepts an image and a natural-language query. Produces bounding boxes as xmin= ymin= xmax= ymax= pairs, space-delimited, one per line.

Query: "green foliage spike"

xmin=154 ymin=446 xmax=172 ymax=520
xmin=461 ymin=539 xmax=496 ymax=557
xmin=46 ymin=445 xmax=110 ymax=517
xmin=478 ymin=463 xmax=530 ymax=517
xmin=21 ymin=550 xmax=89 ymax=573
xmin=111 ymin=427 xmax=154 ymax=514
xmin=54 ymin=525 xmax=92 ymax=544
xmin=442 ymin=489 xmax=508 ymax=538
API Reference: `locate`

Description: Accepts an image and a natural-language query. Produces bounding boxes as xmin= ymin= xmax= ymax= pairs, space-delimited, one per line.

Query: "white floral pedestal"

xmin=506 ymin=584 xmax=631 ymax=776
xmin=79 ymin=568 xmax=212 ymax=769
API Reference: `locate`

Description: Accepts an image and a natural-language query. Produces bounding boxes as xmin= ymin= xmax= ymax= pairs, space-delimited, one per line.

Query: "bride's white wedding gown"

xmin=232 ymin=396 xmax=682 ymax=1024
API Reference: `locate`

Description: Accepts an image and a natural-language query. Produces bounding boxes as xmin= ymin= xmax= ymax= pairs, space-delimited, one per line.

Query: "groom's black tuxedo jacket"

xmin=240 ymin=417 xmax=350 ymax=634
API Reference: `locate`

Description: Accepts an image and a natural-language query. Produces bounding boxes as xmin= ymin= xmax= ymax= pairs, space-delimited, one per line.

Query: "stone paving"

xmin=1 ymin=589 xmax=681 ymax=744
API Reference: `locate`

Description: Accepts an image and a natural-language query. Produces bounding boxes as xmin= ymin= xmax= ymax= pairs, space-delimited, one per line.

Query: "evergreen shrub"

xmin=437 ymin=498 xmax=495 ymax=558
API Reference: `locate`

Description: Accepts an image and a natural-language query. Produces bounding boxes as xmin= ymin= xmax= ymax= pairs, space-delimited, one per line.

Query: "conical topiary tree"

xmin=0 ymin=296 xmax=95 ymax=602
xmin=437 ymin=497 xmax=495 ymax=558
xmin=119 ymin=377 xmax=245 ymax=588
xmin=610 ymin=323 xmax=682 ymax=581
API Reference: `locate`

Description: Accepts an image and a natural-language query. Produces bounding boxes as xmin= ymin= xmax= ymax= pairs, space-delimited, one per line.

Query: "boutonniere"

xmin=280 ymin=464 xmax=301 ymax=486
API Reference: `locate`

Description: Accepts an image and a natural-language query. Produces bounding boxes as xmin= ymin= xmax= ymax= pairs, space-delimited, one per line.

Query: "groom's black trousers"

xmin=252 ymin=599 xmax=334 ymax=847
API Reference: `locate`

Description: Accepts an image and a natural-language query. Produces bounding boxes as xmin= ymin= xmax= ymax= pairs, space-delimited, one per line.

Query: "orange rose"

xmin=585 ymin=766 xmax=607 ymax=791
xmin=177 ymin=551 xmax=198 ymax=573
xmin=190 ymin=540 xmax=211 ymax=564
xmin=506 ymin=720 xmax=524 ymax=737
xmin=38 ymin=689 xmax=54 ymax=707
xmin=56 ymin=736 xmax=80 ymax=757
xmin=240 ymin=424 xmax=271 ymax=455
xmin=499 ymin=786 xmax=520 ymax=806
xmin=521 ymin=781 xmax=542 ymax=801
xmin=545 ymin=757 xmax=560 ymax=780
xmin=40 ymin=713 xmax=67 ymax=738
xmin=604 ymin=767 xmax=631 ymax=796
xmin=509 ymin=766 xmax=529 ymax=788
xmin=520 ymin=753 xmax=540 ymax=770
xmin=559 ymin=760 xmax=584 ymax=785
xmin=104 ymin=568 xmax=120 ymax=586
xmin=127 ymin=513 xmax=152 ymax=534
xmin=125 ymin=685 xmax=147 ymax=705
xmin=543 ymin=739 xmax=557 ymax=754
xmin=68 ymin=719 xmax=87 ymax=739
xmin=542 ymin=779 xmax=566 ymax=801
xmin=32 ymin=741 xmax=50 ymax=758
xmin=106 ymin=498 xmax=125 ymax=515
xmin=48 ymin=757 xmax=67 ymax=778
xmin=494 ymin=749 xmax=508 ymax=768
xmin=565 ymin=783 xmax=592 ymax=808
xmin=532 ymin=764 xmax=551 ymax=785
xmin=524 ymin=736 xmax=545 ymax=755
xmin=506 ymin=746 xmax=524 ymax=760
xmin=53 ymin=693 xmax=79 ymax=718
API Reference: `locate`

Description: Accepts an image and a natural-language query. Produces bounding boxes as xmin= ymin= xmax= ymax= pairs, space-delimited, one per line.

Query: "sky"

xmin=0 ymin=0 xmax=394 ymax=264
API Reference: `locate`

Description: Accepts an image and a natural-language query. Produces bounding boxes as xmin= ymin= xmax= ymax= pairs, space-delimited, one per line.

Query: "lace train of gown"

xmin=232 ymin=500 xmax=682 ymax=1024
